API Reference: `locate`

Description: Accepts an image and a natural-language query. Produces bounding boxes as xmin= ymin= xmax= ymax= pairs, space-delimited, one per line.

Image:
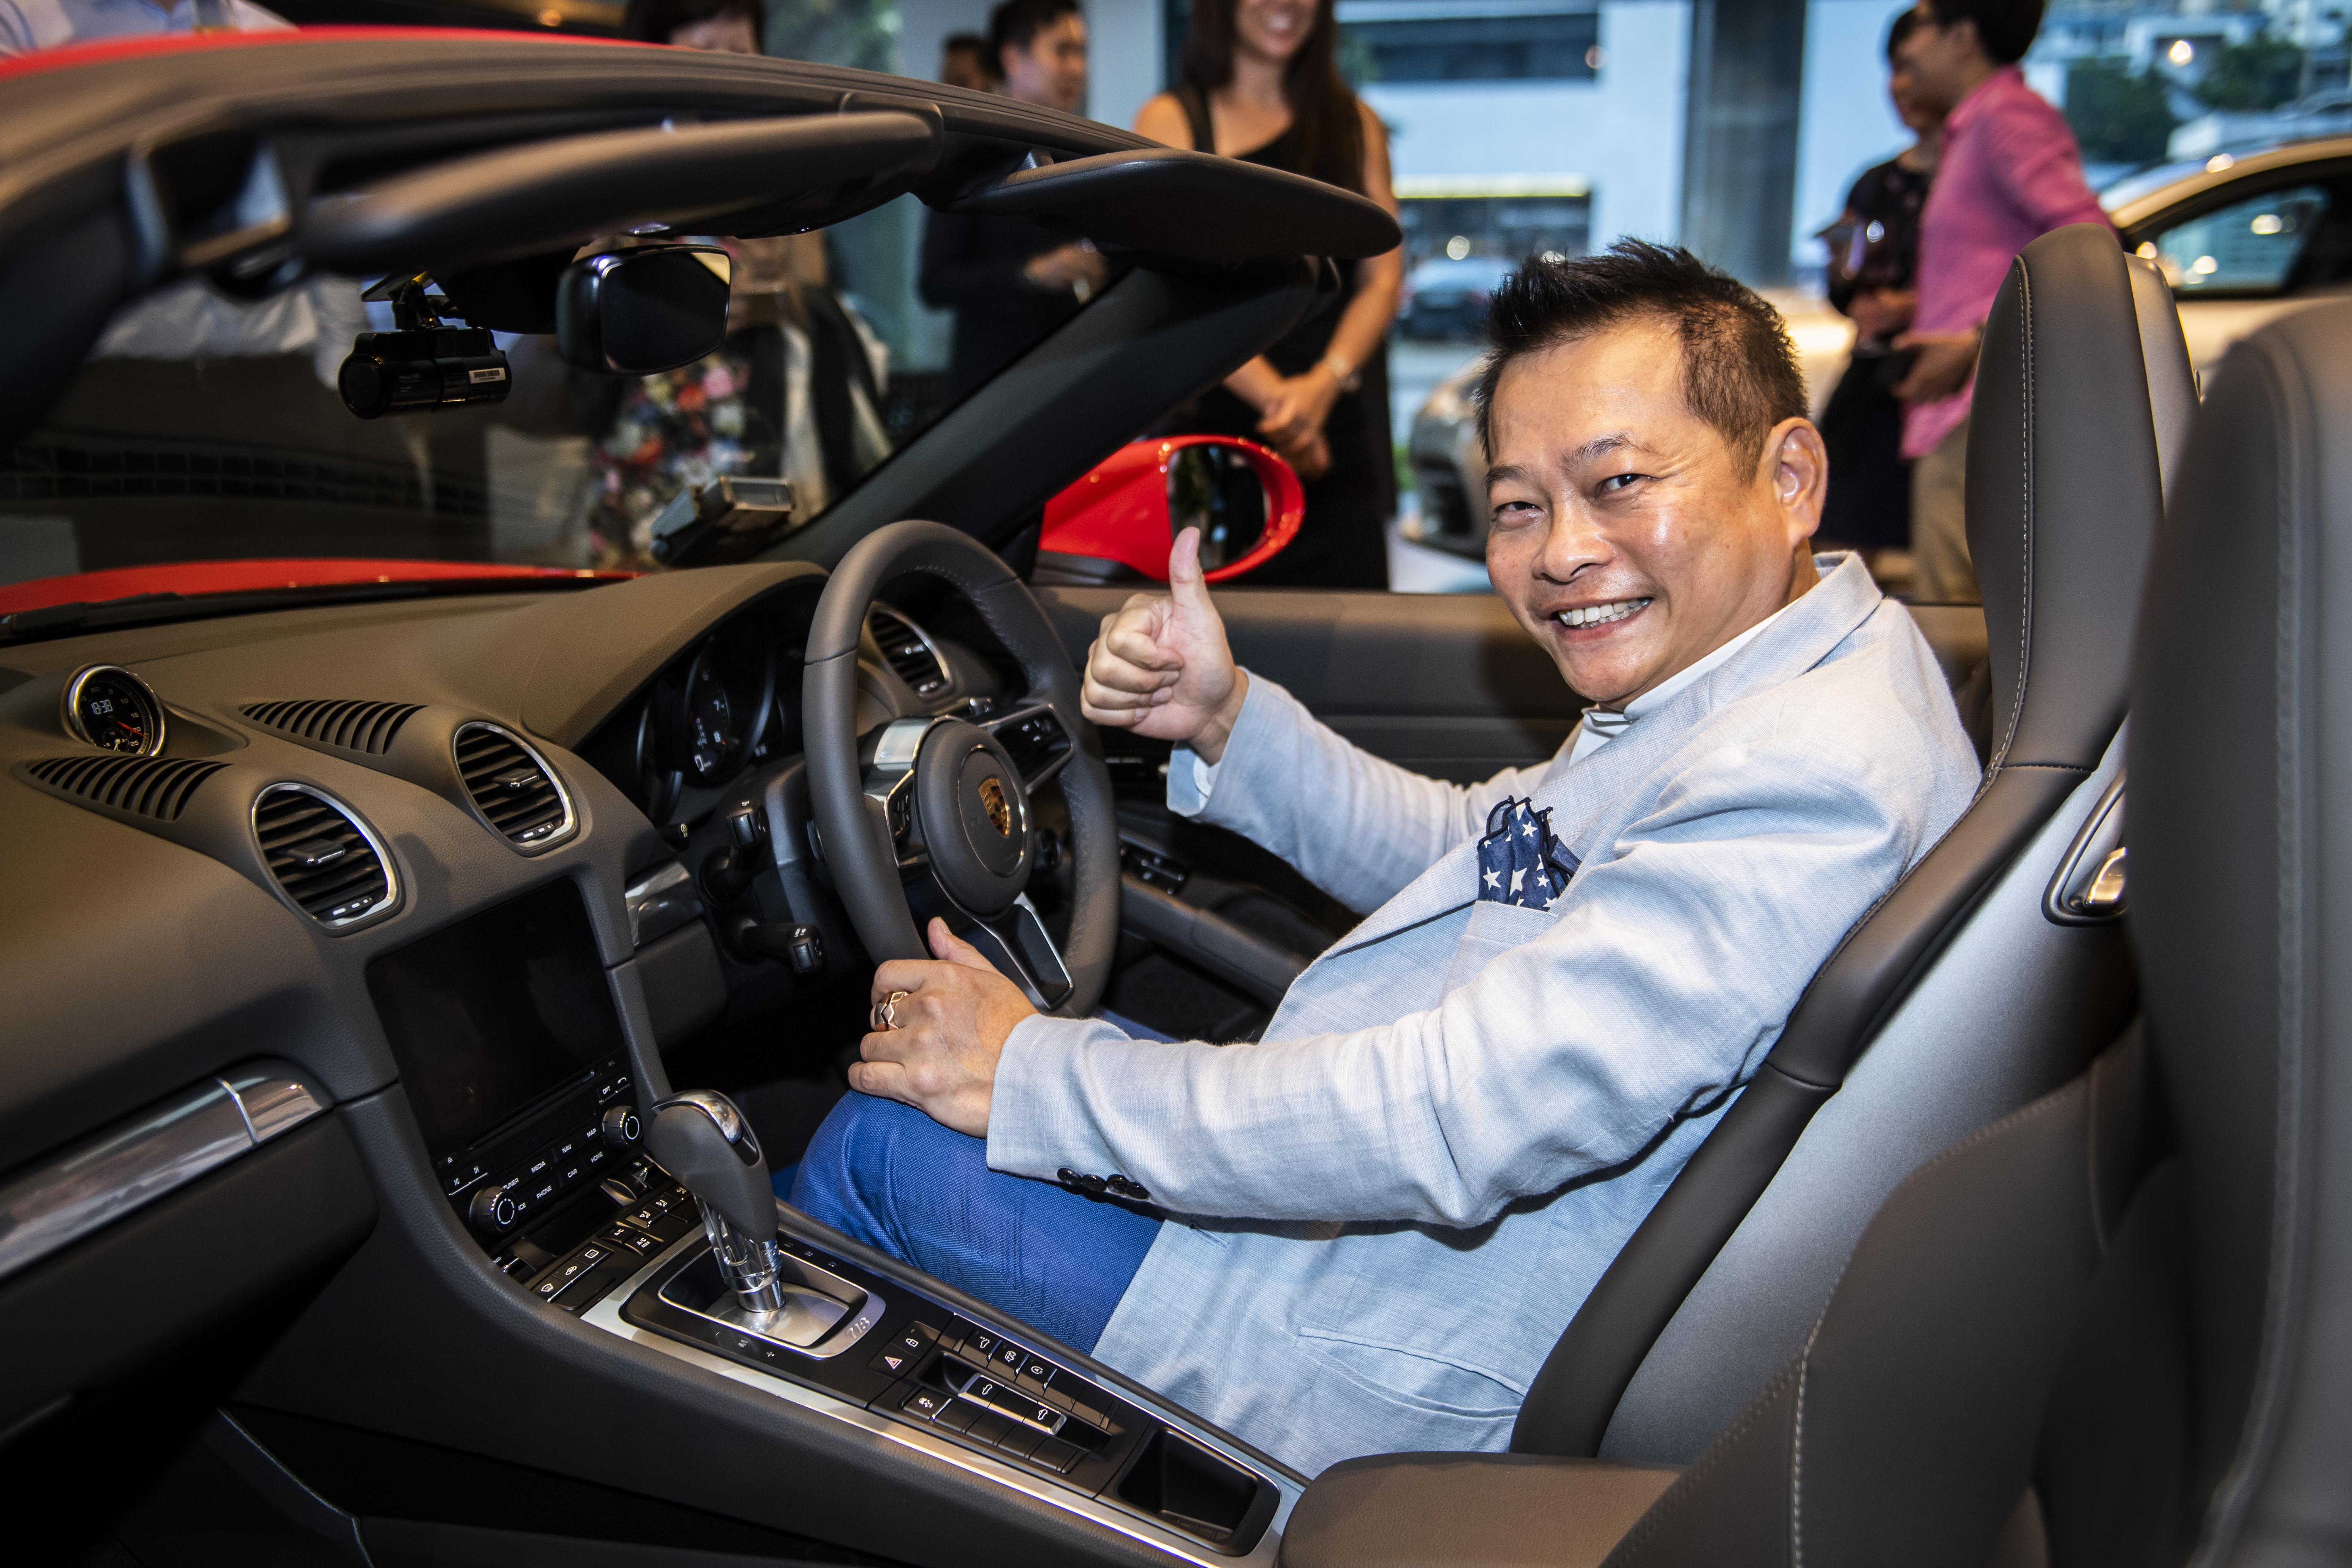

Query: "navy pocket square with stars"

xmin=1475 ymin=797 xmax=1579 ymax=910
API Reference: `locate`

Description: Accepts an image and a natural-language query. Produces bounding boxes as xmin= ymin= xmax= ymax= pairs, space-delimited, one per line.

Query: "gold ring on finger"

xmin=872 ymin=990 xmax=910 ymax=1032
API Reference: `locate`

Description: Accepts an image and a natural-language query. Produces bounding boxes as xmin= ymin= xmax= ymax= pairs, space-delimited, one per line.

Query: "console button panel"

xmin=604 ymin=1223 xmax=1280 ymax=1555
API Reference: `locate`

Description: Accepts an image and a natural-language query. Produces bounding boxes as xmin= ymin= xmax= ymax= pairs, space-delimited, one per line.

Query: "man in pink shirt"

xmin=1891 ymin=0 xmax=2112 ymax=602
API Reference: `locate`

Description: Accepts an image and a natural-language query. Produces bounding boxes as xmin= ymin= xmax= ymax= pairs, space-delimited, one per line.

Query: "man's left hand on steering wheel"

xmin=854 ymin=917 xmax=1036 ymax=1136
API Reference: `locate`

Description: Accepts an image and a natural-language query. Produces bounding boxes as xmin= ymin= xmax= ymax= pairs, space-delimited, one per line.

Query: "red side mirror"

xmin=1040 ymin=436 xmax=1306 ymax=583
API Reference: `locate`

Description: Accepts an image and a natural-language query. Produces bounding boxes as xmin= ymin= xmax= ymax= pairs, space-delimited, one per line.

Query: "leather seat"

xmin=1281 ymin=275 xmax=2352 ymax=1568
xmin=1507 ymin=223 xmax=2195 ymax=1465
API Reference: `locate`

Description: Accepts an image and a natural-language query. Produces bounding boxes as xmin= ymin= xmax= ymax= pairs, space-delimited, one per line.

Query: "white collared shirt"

xmin=1568 ymin=604 xmax=1791 ymax=764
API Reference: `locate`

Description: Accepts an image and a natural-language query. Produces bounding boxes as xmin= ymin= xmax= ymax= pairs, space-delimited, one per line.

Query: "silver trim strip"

xmin=452 ymin=720 xmax=579 ymax=855
xmin=577 ymin=1225 xmax=1296 ymax=1567
xmin=0 ymin=1061 xmax=329 ymax=1285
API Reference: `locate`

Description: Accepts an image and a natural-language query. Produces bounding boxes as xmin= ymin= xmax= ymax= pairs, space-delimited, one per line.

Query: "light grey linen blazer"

xmin=987 ymin=553 xmax=1980 ymax=1476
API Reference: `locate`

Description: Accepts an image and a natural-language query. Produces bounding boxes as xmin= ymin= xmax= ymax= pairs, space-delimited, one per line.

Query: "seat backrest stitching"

xmin=1790 ymin=1333 xmax=1814 ymax=1568
xmin=1993 ymin=262 xmax=2034 ymax=777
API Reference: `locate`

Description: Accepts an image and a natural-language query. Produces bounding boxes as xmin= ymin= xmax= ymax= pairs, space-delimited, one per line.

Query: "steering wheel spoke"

xmin=980 ymin=702 xmax=1076 ymax=794
xmin=959 ymin=896 xmax=1074 ymax=1010
xmin=804 ymin=521 xmax=1116 ymax=1015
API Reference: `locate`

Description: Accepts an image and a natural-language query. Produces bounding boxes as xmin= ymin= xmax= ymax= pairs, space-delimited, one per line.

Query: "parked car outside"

xmin=2103 ymin=134 xmax=2352 ymax=384
xmin=1396 ymin=253 xmax=1516 ymax=340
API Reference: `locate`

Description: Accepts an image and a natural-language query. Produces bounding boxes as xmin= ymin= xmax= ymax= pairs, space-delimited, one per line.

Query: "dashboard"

xmin=0 ymin=560 xmax=1297 ymax=1567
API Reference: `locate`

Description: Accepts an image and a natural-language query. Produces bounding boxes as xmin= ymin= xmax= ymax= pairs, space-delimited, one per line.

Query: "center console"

xmin=365 ymin=876 xmax=1292 ymax=1564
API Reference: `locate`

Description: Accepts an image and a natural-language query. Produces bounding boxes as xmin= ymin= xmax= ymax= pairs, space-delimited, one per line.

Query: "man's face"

xmin=1894 ymin=7 xmax=1978 ymax=115
xmin=1484 ymin=319 xmax=1825 ymax=708
xmin=1001 ymin=14 xmax=1088 ymax=112
xmin=669 ymin=8 xmax=758 ymax=53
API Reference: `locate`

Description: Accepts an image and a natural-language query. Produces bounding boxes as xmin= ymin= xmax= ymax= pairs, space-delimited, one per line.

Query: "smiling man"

xmin=790 ymin=241 xmax=1980 ymax=1476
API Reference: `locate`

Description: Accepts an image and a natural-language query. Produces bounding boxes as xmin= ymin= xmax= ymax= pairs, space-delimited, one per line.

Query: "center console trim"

xmin=579 ymin=1216 xmax=1297 ymax=1568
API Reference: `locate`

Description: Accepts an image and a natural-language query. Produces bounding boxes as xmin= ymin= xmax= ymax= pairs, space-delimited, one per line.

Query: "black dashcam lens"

xmin=338 ymin=327 xmax=512 ymax=419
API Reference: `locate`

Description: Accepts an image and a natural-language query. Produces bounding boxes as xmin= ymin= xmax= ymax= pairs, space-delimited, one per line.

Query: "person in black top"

xmin=1135 ymin=0 xmax=1404 ymax=588
xmin=1813 ymin=6 xmax=1944 ymax=560
xmin=920 ymin=0 xmax=1107 ymax=400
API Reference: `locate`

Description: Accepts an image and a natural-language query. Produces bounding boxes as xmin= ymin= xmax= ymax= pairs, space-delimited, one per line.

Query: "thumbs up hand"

xmin=1079 ymin=526 xmax=1250 ymax=762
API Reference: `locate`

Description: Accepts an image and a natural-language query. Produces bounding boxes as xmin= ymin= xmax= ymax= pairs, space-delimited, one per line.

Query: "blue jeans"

xmin=788 ymin=1094 xmax=1161 ymax=1354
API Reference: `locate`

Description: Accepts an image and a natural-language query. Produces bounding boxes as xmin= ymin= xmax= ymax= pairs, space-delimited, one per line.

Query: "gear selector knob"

xmin=646 ymin=1090 xmax=788 ymax=1313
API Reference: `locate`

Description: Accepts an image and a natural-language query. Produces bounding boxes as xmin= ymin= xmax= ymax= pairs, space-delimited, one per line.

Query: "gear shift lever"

xmin=645 ymin=1090 xmax=787 ymax=1314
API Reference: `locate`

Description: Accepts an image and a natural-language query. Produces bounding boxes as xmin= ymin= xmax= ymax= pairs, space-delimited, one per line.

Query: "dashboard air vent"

xmin=242 ymin=698 xmax=422 ymax=754
xmin=253 ymin=784 xmax=396 ymax=928
xmin=454 ymin=722 xmax=575 ymax=852
xmin=868 ymin=606 xmax=949 ymax=696
xmin=24 ymin=754 xmax=226 ymax=821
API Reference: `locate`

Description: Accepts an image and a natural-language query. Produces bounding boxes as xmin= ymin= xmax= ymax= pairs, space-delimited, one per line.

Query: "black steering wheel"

xmin=802 ymin=520 xmax=1119 ymax=1018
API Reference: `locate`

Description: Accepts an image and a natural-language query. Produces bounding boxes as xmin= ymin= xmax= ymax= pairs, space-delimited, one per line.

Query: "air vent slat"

xmin=452 ymin=722 xmax=574 ymax=853
xmin=254 ymin=784 xmax=395 ymax=928
xmin=24 ymin=755 xmax=225 ymax=822
xmin=243 ymin=698 xmax=422 ymax=755
xmin=868 ymin=607 xmax=950 ymax=696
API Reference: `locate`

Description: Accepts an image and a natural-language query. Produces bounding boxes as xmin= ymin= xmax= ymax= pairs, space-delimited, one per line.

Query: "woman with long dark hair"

xmin=1137 ymin=0 xmax=1403 ymax=588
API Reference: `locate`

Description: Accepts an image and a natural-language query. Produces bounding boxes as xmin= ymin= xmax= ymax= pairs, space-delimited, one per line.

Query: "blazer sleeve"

xmin=1168 ymin=674 xmax=1556 ymax=914
xmin=991 ymin=718 xmax=1935 ymax=1228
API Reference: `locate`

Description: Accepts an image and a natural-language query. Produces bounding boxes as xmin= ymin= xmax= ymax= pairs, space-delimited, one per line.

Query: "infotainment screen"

xmin=366 ymin=878 xmax=628 ymax=1156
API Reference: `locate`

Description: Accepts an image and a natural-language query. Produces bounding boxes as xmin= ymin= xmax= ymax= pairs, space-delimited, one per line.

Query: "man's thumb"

xmin=1168 ymin=526 xmax=1212 ymax=612
xmin=930 ymin=917 xmax=996 ymax=973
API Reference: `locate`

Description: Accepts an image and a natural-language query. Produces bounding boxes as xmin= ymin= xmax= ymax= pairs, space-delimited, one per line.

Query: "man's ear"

xmin=1762 ymin=417 xmax=1828 ymax=546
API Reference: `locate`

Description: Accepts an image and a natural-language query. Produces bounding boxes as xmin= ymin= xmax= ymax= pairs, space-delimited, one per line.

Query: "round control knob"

xmin=468 ymin=1187 xmax=517 ymax=1236
xmin=602 ymin=1103 xmax=642 ymax=1149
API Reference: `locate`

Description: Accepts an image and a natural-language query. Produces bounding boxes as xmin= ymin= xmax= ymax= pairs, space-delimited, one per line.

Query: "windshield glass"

xmin=0 ymin=194 xmax=1096 ymax=591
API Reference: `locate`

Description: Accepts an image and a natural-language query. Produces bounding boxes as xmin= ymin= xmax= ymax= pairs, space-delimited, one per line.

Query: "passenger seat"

xmin=1280 ymin=259 xmax=2350 ymax=1568
xmin=1509 ymin=223 xmax=2192 ymax=1464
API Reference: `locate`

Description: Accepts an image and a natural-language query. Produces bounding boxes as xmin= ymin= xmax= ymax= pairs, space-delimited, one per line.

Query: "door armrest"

xmin=1279 ymin=1453 xmax=1682 ymax=1568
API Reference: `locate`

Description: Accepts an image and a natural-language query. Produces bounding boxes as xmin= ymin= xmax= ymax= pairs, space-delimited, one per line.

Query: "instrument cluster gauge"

xmin=61 ymin=664 xmax=166 ymax=755
xmin=682 ymin=655 xmax=738 ymax=784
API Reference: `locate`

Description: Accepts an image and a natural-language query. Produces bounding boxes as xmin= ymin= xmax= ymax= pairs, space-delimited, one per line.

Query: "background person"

xmin=1135 ymin=0 xmax=1403 ymax=589
xmin=939 ymin=30 xmax=996 ymax=92
xmin=1889 ymin=0 xmax=2109 ymax=603
xmin=919 ymin=0 xmax=1108 ymax=399
xmin=1813 ymin=5 xmax=1942 ymax=570
xmin=620 ymin=0 xmax=757 ymax=52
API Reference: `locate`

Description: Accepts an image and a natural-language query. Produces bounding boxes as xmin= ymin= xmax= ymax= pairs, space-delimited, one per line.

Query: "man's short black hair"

xmin=1473 ymin=240 xmax=1810 ymax=475
xmin=1885 ymin=5 xmax=1922 ymax=64
xmin=1922 ymin=0 xmax=2044 ymax=66
xmin=991 ymin=0 xmax=1079 ymax=61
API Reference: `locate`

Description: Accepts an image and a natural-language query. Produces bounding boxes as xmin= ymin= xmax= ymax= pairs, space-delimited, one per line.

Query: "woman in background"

xmin=1136 ymin=0 xmax=1402 ymax=588
xmin=1814 ymin=6 xmax=1942 ymax=567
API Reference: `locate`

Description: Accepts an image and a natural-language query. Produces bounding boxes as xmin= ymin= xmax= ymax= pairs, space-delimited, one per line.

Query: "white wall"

xmin=1360 ymin=0 xmax=1690 ymax=250
xmin=1084 ymin=0 xmax=1163 ymax=132
xmin=1790 ymin=0 xmax=1912 ymax=277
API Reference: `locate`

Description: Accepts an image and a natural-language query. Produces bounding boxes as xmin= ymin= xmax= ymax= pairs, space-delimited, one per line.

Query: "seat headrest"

xmin=1965 ymin=223 xmax=2183 ymax=774
xmin=2129 ymin=299 xmax=2352 ymax=1539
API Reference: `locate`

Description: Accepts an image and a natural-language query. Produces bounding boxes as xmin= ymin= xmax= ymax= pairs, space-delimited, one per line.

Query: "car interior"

xmin=0 ymin=32 xmax=2346 ymax=1568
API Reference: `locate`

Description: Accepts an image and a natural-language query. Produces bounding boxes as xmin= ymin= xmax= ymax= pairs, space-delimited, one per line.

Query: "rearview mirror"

xmin=556 ymin=245 xmax=732 ymax=376
xmin=1040 ymin=437 xmax=1305 ymax=584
